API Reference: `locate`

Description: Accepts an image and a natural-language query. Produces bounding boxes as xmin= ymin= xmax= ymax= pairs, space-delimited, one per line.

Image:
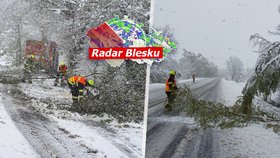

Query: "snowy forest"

xmin=149 ymin=25 xmax=218 ymax=83
xmin=150 ymin=48 xmax=218 ymax=83
xmin=0 ymin=0 xmax=152 ymax=157
xmin=0 ymin=0 xmax=151 ymax=122
xmin=175 ymin=6 xmax=280 ymax=133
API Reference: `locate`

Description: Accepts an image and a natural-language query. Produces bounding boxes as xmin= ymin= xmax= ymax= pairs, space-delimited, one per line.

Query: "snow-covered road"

xmin=0 ymin=96 xmax=39 ymax=158
xmin=0 ymin=80 xmax=144 ymax=158
xmin=146 ymin=78 xmax=280 ymax=158
xmin=1 ymin=75 xmax=280 ymax=158
xmin=146 ymin=78 xmax=221 ymax=158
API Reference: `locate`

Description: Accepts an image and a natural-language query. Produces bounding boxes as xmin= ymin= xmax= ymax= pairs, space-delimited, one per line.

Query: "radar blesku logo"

xmin=89 ymin=47 xmax=163 ymax=59
xmin=86 ymin=16 xmax=176 ymax=63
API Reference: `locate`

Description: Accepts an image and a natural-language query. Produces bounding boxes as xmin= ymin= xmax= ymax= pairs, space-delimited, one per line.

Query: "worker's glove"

xmin=92 ymin=89 xmax=99 ymax=96
xmin=85 ymin=87 xmax=99 ymax=97
xmin=86 ymin=90 xmax=93 ymax=98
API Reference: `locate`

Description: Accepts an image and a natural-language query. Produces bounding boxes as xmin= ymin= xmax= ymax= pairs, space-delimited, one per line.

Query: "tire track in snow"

xmin=197 ymin=129 xmax=214 ymax=158
xmin=146 ymin=123 xmax=164 ymax=139
xmin=1 ymin=85 xmax=96 ymax=158
xmin=159 ymin=126 xmax=189 ymax=158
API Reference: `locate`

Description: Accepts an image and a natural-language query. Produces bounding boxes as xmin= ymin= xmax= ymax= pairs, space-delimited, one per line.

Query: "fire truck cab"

xmin=24 ymin=40 xmax=59 ymax=75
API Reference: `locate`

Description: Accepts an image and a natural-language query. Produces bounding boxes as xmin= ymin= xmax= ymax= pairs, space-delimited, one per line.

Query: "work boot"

xmin=70 ymin=101 xmax=79 ymax=111
xmin=72 ymin=99 xmax=78 ymax=105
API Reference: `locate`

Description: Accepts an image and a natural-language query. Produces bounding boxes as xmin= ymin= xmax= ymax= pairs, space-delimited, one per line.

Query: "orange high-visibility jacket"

xmin=68 ymin=76 xmax=86 ymax=86
xmin=59 ymin=65 xmax=67 ymax=73
xmin=166 ymin=79 xmax=176 ymax=92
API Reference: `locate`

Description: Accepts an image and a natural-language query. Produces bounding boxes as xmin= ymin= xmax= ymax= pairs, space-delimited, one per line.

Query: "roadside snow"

xmin=0 ymin=97 xmax=39 ymax=158
xmin=218 ymin=124 xmax=280 ymax=158
xmin=271 ymin=90 xmax=280 ymax=106
xmin=218 ymin=79 xmax=245 ymax=105
xmin=18 ymin=79 xmax=144 ymax=157
xmin=149 ymin=78 xmax=205 ymax=90
xmin=19 ymin=79 xmax=72 ymax=105
xmin=54 ymin=118 xmax=127 ymax=157
xmin=53 ymin=117 xmax=143 ymax=158
xmin=0 ymin=53 xmax=13 ymax=67
xmin=177 ymin=78 xmax=204 ymax=84
xmin=216 ymin=78 xmax=280 ymax=158
xmin=254 ymin=97 xmax=280 ymax=119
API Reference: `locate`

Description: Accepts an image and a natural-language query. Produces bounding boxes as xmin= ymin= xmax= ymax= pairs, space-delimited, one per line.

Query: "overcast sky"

xmin=153 ymin=0 xmax=280 ymax=68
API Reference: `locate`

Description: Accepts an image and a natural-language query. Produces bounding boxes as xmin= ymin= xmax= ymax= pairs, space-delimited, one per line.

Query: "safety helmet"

xmin=87 ymin=79 xmax=94 ymax=86
xmin=30 ymin=54 xmax=35 ymax=59
xmin=60 ymin=61 xmax=65 ymax=66
xmin=169 ymin=70 xmax=176 ymax=75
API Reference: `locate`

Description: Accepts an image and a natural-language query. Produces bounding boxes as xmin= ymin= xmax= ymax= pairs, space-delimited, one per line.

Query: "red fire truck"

xmin=24 ymin=40 xmax=59 ymax=75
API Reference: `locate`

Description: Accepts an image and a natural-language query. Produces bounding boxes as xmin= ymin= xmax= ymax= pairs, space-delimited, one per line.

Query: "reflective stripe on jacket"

xmin=24 ymin=58 xmax=34 ymax=71
xmin=166 ymin=79 xmax=177 ymax=92
xmin=68 ymin=76 xmax=86 ymax=86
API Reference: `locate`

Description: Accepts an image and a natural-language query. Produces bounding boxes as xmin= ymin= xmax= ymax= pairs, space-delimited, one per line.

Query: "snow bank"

xmin=0 ymin=97 xmax=39 ymax=158
xmin=218 ymin=124 xmax=280 ymax=158
xmin=218 ymin=79 xmax=245 ymax=106
xmin=215 ymin=79 xmax=280 ymax=158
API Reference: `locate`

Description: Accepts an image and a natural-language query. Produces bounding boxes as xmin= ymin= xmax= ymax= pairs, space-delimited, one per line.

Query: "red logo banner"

xmin=88 ymin=47 xmax=163 ymax=60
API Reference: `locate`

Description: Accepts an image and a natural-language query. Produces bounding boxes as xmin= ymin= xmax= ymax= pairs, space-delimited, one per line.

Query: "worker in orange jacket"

xmin=54 ymin=61 xmax=68 ymax=86
xmin=165 ymin=70 xmax=178 ymax=110
xmin=67 ymin=75 xmax=94 ymax=104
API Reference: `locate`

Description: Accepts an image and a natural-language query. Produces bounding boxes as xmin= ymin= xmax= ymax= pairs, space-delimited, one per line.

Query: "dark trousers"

xmin=166 ymin=91 xmax=176 ymax=103
xmin=55 ymin=72 xmax=66 ymax=84
xmin=22 ymin=69 xmax=32 ymax=83
xmin=68 ymin=82 xmax=85 ymax=103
